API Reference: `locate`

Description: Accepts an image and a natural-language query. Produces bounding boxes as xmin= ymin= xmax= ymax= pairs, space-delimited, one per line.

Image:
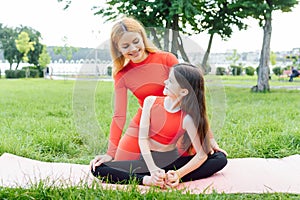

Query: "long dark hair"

xmin=173 ymin=63 xmax=211 ymax=154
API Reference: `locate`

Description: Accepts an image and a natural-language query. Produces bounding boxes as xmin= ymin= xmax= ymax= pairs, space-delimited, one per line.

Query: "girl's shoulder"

xmin=182 ymin=113 xmax=193 ymax=127
xmin=143 ymin=95 xmax=158 ymax=110
xmin=144 ymin=95 xmax=159 ymax=104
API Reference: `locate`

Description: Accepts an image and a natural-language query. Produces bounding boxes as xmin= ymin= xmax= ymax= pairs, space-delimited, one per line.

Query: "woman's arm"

xmin=106 ymin=78 xmax=128 ymax=158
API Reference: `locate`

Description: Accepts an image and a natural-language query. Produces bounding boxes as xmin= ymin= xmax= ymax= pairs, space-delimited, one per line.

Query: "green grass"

xmin=1 ymin=183 xmax=300 ymax=199
xmin=0 ymin=77 xmax=299 ymax=198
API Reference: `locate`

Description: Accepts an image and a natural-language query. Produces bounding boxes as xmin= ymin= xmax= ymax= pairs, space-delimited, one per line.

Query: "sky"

xmin=1 ymin=0 xmax=300 ymax=53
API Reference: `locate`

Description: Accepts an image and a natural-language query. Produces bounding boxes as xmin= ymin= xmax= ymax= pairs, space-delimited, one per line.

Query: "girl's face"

xmin=117 ymin=32 xmax=147 ymax=63
xmin=163 ymin=69 xmax=186 ymax=98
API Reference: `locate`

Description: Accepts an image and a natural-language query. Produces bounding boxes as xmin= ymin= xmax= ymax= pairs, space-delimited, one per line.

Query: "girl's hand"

xmin=212 ymin=146 xmax=228 ymax=156
xmin=210 ymin=139 xmax=228 ymax=156
xmin=165 ymin=170 xmax=180 ymax=188
xmin=90 ymin=154 xmax=113 ymax=171
xmin=143 ymin=169 xmax=166 ymax=188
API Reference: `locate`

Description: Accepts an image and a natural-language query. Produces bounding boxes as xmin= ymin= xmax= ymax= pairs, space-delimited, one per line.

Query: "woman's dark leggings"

xmin=91 ymin=151 xmax=227 ymax=185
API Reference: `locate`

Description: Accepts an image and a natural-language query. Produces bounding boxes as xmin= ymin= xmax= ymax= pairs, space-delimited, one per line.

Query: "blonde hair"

xmin=110 ymin=17 xmax=158 ymax=77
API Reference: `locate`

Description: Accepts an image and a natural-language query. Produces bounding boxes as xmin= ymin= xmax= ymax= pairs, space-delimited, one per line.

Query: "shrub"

xmin=5 ymin=70 xmax=26 ymax=78
xmin=245 ymin=66 xmax=255 ymax=76
xmin=272 ymin=66 xmax=283 ymax=76
xmin=231 ymin=65 xmax=243 ymax=76
xmin=107 ymin=66 xmax=112 ymax=76
xmin=5 ymin=70 xmax=14 ymax=78
xmin=22 ymin=66 xmax=43 ymax=78
xmin=32 ymin=69 xmax=39 ymax=78
xmin=216 ymin=67 xmax=226 ymax=75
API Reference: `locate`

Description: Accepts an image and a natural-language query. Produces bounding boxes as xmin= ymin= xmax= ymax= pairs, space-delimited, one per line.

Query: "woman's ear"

xmin=180 ymin=88 xmax=189 ymax=96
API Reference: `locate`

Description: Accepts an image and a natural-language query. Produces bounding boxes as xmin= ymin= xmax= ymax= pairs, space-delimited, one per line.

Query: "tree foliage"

xmin=226 ymin=49 xmax=240 ymax=66
xmin=93 ymin=0 xmax=208 ymax=62
xmin=53 ymin=36 xmax=78 ymax=61
xmin=15 ymin=31 xmax=36 ymax=63
xmin=17 ymin=26 xmax=44 ymax=69
xmin=199 ymin=0 xmax=248 ymax=72
xmin=59 ymin=0 xmax=250 ymax=73
xmin=38 ymin=45 xmax=51 ymax=68
xmin=0 ymin=25 xmax=22 ymax=69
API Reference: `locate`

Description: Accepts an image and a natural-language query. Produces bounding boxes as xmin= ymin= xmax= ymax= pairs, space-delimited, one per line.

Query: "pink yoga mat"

xmin=0 ymin=153 xmax=299 ymax=194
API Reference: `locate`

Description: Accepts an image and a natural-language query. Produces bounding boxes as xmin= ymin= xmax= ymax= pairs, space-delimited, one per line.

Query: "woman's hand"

xmin=90 ymin=154 xmax=113 ymax=171
xmin=165 ymin=170 xmax=180 ymax=188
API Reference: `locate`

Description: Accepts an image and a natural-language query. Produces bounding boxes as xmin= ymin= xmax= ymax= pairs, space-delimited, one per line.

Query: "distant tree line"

xmin=0 ymin=24 xmax=111 ymax=70
xmin=0 ymin=24 xmax=46 ymax=71
xmin=0 ymin=47 xmax=111 ymax=63
xmin=46 ymin=46 xmax=111 ymax=62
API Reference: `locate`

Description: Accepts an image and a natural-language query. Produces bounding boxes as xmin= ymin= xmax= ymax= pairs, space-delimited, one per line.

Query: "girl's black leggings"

xmin=91 ymin=150 xmax=227 ymax=185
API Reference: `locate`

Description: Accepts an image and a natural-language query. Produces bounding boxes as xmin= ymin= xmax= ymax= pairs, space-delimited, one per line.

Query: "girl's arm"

xmin=167 ymin=115 xmax=208 ymax=183
xmin=138 ymin=96 xmax=162 ymax=174
xmin=208 ymin=129 xmax=228 ymax=156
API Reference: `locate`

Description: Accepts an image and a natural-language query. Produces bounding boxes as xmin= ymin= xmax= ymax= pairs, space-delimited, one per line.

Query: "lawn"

xmin=0 ymin=77 xmax=299 ymax=199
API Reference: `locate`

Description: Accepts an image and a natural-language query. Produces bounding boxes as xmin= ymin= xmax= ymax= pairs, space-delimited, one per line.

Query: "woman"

xmin=91 ymin=16 xmax=225 ymax=166
xmin=96 ymin=17 xmax=179 ymax=163
xmin=91 ymin=63 xmax=227 ymax=188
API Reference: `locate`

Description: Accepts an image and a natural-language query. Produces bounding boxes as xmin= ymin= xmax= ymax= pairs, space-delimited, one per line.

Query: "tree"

xmin=199 ymin=0 xmax=247 ymax=73
xmin=226 ymin=49 xmax=241 ymax=75
xmin=238 ymin=0 xmax=298 ymax=92
xmin=226 ymin=49 xmax=240 ymax=66
xmin=17 ymin=26 xmax=44 ymax=70
xmin=38 ymin=45 xmax=51 ymax=68
xmin=0 ymin=25 xmax=44 ymax=70
xmin=0 ymin=25 xmax=23 ymax=69
xmin=15 ymin=31 xmax=35 ymax=65
xmin=53 ymin=36 xmax=78 ymax=62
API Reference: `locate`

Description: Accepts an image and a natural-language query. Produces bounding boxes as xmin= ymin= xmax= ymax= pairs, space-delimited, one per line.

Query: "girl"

xmin=91 ymin=63 xmax=227 ymax=188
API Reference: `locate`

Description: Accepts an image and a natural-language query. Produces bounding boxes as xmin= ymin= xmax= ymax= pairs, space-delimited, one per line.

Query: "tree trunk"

xmin=177 ymin=34 xmax=189 ymax=62
xmin=149 ymin=27 xmax=162 ymax=49
xmin=164 ymin=21 xmax=170 ymax=51
xmin=15 ymin=62 xmax=20 ymax=70
xmin=171 ymin=15 xmax=179 ymax=58
xmin=170 ymin=14 xmax=189 ymax=62
xmin=202 ymin=33 xmax=214 ymax=74
xmin=256 ymin=14 xmax=272 ymax=92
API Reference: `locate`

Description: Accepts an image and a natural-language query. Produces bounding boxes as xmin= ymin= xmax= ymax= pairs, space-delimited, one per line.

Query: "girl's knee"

xmin=214 ymin=151 xmax=228 ymax=169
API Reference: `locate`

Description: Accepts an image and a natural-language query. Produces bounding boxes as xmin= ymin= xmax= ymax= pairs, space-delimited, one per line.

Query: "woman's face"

xmin=117 ymin=32 xmax=147 ymax=63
